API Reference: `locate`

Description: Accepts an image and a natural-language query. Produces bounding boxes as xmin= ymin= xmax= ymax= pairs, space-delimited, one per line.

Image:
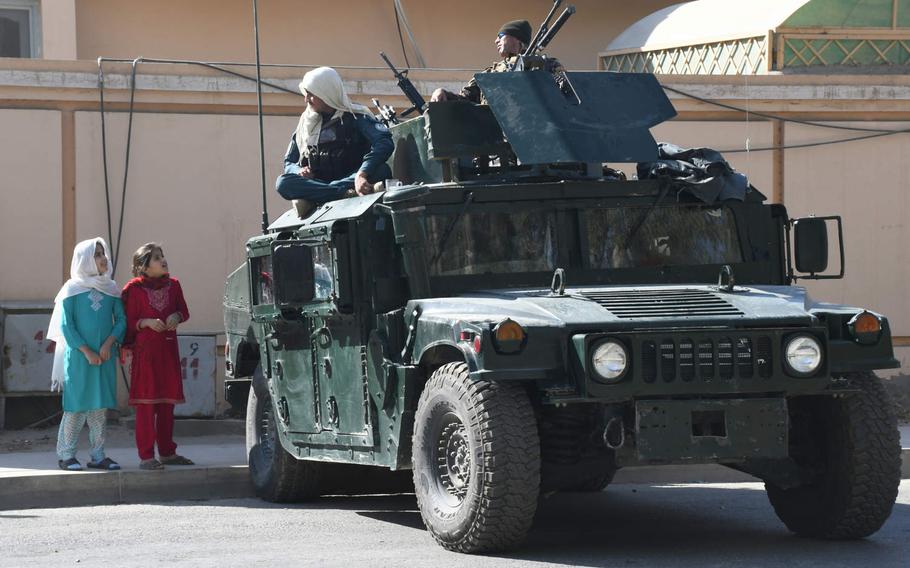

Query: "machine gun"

xmin=515 ymin=1 xmax=576 ymax=72
xmin=379 ymin=52 xmax=426 ymax=119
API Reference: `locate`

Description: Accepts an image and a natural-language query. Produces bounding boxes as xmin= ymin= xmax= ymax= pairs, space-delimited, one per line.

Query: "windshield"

xmin=424 ymin=210 xmax=558 ymax=276
xmin=583 ymin=205 xmax=742 ymax=269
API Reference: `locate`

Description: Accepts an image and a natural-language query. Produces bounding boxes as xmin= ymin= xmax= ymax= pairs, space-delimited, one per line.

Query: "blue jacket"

xmin=283 ymin=112 xmax=393 ymax=180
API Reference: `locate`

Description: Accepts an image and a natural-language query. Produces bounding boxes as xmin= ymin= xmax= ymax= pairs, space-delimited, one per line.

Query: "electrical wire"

xmin=393 ymin=0 xmax=411 ymax=68
xmin=661 ymin=83 xmax=910 ymax=135
xmin=392 ymin=0 xmax=427 ymax=67
xmin=718 ymin=129 xmax=898 ymax=154
xmin=97 ymin=57 xmax=139 ymax=280
xmin=93 ymin=56 xmax=910 ymax=200
xmin=97 ymin=56 xmax=478 ymax=72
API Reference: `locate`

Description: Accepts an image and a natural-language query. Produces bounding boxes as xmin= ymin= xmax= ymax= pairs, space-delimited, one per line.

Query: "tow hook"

xmin=603 ymin=416 xmax=625 ymax=450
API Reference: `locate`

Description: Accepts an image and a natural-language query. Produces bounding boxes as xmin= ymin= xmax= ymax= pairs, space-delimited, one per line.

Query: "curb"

xmin=2 ymin=449 xmax=908 ymax=511
xmin=0 ymin=465 xmax=253 ymax=511
xmin=119 ymin=418 xmax=245 ymax=437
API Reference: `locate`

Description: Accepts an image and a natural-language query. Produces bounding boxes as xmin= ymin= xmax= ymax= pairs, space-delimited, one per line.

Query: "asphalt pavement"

xmin=2 ymin=483 xmax=910 ymax=568
xmin=0 ymin=422 xmax=908 ymax=511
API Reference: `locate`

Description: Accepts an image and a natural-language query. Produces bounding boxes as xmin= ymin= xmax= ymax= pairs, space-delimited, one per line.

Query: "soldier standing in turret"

xmin=430 ymin=19 xmax=565 ymax=104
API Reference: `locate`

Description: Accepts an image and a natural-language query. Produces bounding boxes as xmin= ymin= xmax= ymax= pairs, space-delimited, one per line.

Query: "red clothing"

xmin=122 ymin=275 xmax=190 ymax=406
xmin=134 ymin=403 xmax=177 ymax=460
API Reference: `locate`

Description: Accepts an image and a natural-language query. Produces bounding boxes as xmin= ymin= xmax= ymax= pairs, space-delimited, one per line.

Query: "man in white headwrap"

xmin=276 ymin=66 xmax=394 ymax=206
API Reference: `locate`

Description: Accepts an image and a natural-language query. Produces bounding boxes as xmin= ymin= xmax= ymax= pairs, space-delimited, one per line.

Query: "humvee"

xmin=223 ymin=71 xmax=902 ymax=553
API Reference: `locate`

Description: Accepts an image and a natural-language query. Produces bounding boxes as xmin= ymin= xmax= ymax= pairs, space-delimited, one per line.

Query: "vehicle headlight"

xmin=591 ymin=340 xmax=629 ymax=382
xmin=784 ymin=335 xmax=822 ymax=376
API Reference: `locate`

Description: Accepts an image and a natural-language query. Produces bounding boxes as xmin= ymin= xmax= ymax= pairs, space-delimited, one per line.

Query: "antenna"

xmin=252 ymin=0 xmax=269 ymax=234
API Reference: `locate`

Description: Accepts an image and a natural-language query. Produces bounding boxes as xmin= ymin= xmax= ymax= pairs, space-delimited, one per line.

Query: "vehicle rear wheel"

xmin=412 ymin=362 xmax=540 ymax=553
xmin=246 ymin=386 xmax=321 ymax=502
xmin=568 ymin=468 xmax=617 ymax=492
xmin=766 ymin=372 xmax=901 ymax=539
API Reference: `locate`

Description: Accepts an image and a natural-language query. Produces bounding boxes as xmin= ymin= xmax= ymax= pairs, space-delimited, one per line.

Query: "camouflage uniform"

xmin=456 ymin=55 xmax=566 ymax=105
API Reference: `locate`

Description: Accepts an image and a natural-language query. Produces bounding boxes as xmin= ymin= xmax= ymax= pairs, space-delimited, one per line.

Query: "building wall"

xmin=783 ymin=121 xmax=910 ymax=336
xmin=0 ymin=109 xmax=62 ymax=299
xmin=71 ymin=0 xmax=676 ymax=70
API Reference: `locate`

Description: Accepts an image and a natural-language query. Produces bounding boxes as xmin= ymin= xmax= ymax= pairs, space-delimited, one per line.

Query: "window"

xmin=252 ymin=255 xmax=274 ymax=306
xmin=583 ymin=205 xmax=743 ymax=269
xmin=311 ymin=244 xmax=334 ymax=301
xmin=0 ymin=1 xmax=40 ymax=58
xmin=423 ymin=210 xmax=558 ymax=276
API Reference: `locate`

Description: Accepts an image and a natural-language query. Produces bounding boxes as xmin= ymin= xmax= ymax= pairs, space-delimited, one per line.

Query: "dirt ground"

xmin=0 ymin=421 xmax=137 ymax=454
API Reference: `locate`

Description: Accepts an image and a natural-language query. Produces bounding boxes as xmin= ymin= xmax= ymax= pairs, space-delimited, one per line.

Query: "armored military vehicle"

xmin=223 ymin=70 xmax=902 ymax=553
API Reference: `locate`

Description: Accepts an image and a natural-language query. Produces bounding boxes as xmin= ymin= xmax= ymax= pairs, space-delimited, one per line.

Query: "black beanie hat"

xmin=498 ymin=19 xmax=532 ymax=45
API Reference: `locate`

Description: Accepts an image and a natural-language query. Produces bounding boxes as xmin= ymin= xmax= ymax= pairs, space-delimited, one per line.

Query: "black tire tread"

xmin=246 ymin=387 xmax=321 ymax=503
xmin=413 ymin=362 xmax=540 ymax=553
xmin=766 ymin=372 xmax=901 ymax=539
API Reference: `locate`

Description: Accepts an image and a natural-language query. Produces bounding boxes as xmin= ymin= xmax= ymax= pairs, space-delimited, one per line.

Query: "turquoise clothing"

xmin=60 ymin=291 xmax=126 ymax=412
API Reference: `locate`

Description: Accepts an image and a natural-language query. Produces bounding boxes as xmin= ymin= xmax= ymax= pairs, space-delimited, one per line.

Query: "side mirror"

xmin=789 ymin=216 xmax=844 ymax=280
xmin=794 ymin=218 xmax=828 ymax=273
xmin=272 ymin=242 xmax=314 ymax=307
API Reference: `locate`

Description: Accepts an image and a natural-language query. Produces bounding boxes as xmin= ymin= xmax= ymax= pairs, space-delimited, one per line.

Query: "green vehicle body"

xmin=223 ymin=71 xmax=901 ymax=550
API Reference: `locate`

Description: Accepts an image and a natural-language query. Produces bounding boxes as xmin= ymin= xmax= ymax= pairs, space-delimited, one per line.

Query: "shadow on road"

xmin=162 ymin=483 xmax=909 ymax=566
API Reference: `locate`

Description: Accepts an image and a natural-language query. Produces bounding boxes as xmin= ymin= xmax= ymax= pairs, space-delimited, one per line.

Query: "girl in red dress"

xmin=122 ymin=243 xmax=194 ymax=470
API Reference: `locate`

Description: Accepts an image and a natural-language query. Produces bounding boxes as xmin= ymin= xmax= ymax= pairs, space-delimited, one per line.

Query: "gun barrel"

xmin=537 ymin=5 xmax=575 ymax=51
xmin=524 ymin=0 xmax=563 ymax=56
xmin=379 ymin=51 xmax=398 ymax=73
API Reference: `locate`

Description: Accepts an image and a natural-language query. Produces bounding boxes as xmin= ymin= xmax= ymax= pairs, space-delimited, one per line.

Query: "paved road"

xmin=3 ymin=481 xmax=909 ymax=568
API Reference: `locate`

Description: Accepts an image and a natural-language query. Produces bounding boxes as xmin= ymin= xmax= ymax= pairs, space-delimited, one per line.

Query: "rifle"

xmin=379 ymin=52 xmax=426 ymax=118
xmin=372 ymin=97 xmax=398 ymax=126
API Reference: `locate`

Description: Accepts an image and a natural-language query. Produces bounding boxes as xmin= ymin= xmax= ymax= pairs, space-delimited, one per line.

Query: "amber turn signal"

xmin=492 ymin=319 xmax=527 ymax=354
xmin=848 ymin=311 xmax=882 ymax=345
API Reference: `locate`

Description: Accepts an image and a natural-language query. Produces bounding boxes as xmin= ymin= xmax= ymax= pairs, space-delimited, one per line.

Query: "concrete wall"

xmin=783 ymin=121 xmax=910 ymax=336
xmin=0 ymin=109 xmax=62 ymax=300
xmin=40 ymin=0 xmax=77 ymax=60
xmin=71 ymin=0 xmax=676 ymax=70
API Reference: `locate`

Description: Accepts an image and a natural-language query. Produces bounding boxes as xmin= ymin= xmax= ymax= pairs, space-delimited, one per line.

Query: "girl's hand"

xmin=82 ymin=348 xmax=102 ymax=365
xmin=143 ymin=318 xmax=167 ymax=332
xmin=99 ymin=337 xmax=115 ymax=362
xmin=165 ymin=313 xmax=182 ymax=330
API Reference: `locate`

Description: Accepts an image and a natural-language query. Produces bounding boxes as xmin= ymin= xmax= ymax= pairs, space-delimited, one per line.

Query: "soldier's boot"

xmin=292 ymin=199 xmax=317 ymax=219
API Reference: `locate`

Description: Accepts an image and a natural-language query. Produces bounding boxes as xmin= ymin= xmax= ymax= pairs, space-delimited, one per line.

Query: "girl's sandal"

xmin=87 ymin=457 xmax=121 ymax=471
xmin=159 ymin=454 xmax=194 ymax=466
xmin=58 ymin=458 xmax=82 ymax=471
xmin=139 ymin=458 xmax=164 ymax=470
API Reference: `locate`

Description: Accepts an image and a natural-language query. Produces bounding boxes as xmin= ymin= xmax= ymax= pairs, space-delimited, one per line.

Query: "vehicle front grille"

xmin=641 ymin=334 xmax=773 ymax=384
xmin=579 ymin=289 xmax=744 ymax=319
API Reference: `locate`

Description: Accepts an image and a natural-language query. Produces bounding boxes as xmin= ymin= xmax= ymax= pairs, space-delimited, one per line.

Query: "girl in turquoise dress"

xmin=48 ymin=238 xmax=126 ymax=471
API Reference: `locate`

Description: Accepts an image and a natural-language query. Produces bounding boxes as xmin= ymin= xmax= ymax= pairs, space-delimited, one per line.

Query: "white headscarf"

xmin=294 ymin=66 xmax=374 ymax=160
xmin=47 ymin=238 xmax=122 ymax=391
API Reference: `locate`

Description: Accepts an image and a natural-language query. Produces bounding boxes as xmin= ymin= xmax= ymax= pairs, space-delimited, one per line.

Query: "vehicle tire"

xmin=246 ymin=386 xmax=321 ymax=502
xmin=766 ymin=372 xmax=901 ymax=539
xmin=569 ymin=468 xmax=616 ymax=492
xmin=412 ymin=362 xmax=540 ymax=553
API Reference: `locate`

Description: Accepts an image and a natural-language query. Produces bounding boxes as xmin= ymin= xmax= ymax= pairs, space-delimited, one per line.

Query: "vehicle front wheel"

xmin=246 ymin=386 xmax=321 ymax=502
xmin=766 ymin=372 xmax=901 ymax=539
xmin=412 ymin=362 xmax=540 ymax=553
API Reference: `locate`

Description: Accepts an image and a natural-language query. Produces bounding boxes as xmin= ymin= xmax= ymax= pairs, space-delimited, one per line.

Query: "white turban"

xmin=294 ymin=67 xmax=374 ymax=160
